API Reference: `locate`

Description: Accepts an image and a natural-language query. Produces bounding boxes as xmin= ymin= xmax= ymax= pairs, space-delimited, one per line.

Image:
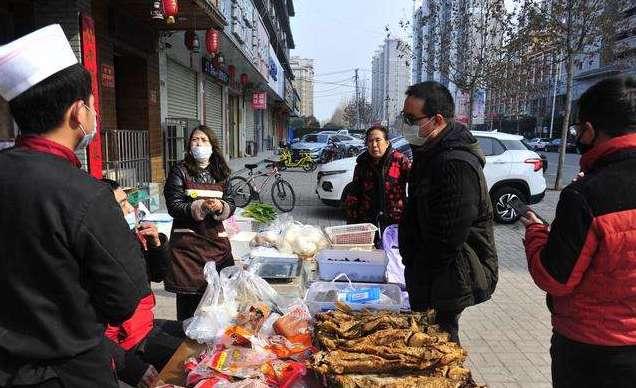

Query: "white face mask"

xmin=124 ymin=212 xmax=137 ymax=230
xmin=191 ymin=145 xmax=213 ymax=162
xmin=75 ymin=104 xmax=97 ymax=151
xmin=402 ymin=118 xmax=434 ymax=146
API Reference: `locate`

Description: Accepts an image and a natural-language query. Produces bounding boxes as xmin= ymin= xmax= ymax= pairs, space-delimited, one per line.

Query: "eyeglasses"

xmin=401 ymin=110 xmax=428 ymax=125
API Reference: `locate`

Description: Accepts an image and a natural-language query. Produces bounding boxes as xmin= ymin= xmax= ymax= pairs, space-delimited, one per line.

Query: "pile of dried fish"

xmin=309 ymin=303 xmax=479 ymax=388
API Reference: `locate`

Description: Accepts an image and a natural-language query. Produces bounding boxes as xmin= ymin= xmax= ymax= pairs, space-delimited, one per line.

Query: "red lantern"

xmin=240 ymin=73 xmax=249 ymax=86
xmin=205 ymin=29 xmax=220 ymax=55
xmin=162 ymin=0 xmax=178 ymax=24
xmin=228 ymin=65 xmax=236 ymax=79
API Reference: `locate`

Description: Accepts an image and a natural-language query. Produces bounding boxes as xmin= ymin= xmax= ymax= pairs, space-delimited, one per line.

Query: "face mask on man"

xmin=75 ymin=103 xmax=97 ymax=151
xmin=191 ymin=145 xmax=213 ymax=162
xmin=124 ymin=211 xmax=137 ymax=230
xmin=402 ymin=113 xmax=434 ymax=146
xmin=575 ymin=125 xmax=596 ymax=155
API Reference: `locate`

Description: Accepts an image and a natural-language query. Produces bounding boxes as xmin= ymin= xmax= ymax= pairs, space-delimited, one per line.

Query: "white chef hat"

xmin=0 ymin=24 xmax=78 ymax=101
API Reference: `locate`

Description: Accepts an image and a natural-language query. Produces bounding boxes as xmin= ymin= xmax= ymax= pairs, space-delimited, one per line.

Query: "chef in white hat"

xmin=0 ymin=25 xmax=150 ymax=388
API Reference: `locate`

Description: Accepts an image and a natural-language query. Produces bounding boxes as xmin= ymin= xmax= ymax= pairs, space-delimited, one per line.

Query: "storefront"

xmin=202 ymin=57 xmax=228 ymax=155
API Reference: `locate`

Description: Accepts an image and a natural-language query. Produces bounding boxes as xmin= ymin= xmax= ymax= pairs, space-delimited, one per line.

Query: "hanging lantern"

xmin=162 ymin=0 xmax=178 ymax=24
xmin=228 ymin=65 xmax=236 ymax=79
xmin=184 ymin=30 xmax=196 ymax=51
xmin=240 ymin=73 xmax=249 ymax=86
xmin=205 ymin=29 xmax=220 ymax=55
xmin=150 ymin=1 xmax=164 ymax=20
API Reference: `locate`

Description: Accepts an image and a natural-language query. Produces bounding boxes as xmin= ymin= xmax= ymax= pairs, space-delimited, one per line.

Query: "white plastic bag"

xmin=220 ymin=265 xmax=283 ymax=313
xmin=184 ymin=262 xmax=237 ymax=343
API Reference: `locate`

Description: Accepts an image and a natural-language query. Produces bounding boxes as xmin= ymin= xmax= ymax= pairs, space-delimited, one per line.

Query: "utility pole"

xmin=354 ymin=68 xmax=361 ymax=130
xmin=384 ymin=95 xmax=390 ymax=126
xmin=549 ymin=59 xmax=561 ymax=139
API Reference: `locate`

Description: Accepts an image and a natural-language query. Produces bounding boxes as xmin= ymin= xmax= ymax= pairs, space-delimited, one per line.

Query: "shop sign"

xmin=252 ymin=92 xmax=267 ymax=110
xmin=80 ymin=14 xmax=103 ymax=179
xmin=101 ymin=64 xmax=115 ymax=88
xmin=202 ymin=57 xmax=229 ymax=84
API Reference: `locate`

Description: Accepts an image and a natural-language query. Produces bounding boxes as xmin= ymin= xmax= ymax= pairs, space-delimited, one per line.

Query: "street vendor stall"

xmin=156 ymin=214 xmax=481 ymax=387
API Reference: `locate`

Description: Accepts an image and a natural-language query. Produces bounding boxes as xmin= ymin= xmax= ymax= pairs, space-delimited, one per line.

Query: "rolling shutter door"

xmin=245 ymin=100 xmax=255 ymax=143
xmin=167 ymin=59 xmax=198 ymax=119
xmin=204 ymin=77 xmax=224 ymax=154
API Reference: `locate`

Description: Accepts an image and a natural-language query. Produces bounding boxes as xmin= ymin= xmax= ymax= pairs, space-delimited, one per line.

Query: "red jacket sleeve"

xmin=524 ymin=188 xmax=598 ymax=296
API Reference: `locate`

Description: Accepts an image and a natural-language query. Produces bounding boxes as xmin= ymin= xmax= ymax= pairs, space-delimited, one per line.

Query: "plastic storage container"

xmin=304 ymin=278 xmax=402 ymax=315
xmin=230 ymin=231 xmax=257 ymax=260
xmin=316 ymin=249 xmax=387 ymax=283
xmin=324 ymin=223 xmax=378 ymax=245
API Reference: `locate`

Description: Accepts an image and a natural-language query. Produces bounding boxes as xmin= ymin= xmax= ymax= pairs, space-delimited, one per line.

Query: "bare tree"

xmin=523 ymin=0 xmax=625 ymax=189
xmin=406 ymin=0 xmax=515 ymax=126
xmin=343 ymin=96 xmax=374 ymax=129
xmin=327 ymin=101 xmax=348 ymax=128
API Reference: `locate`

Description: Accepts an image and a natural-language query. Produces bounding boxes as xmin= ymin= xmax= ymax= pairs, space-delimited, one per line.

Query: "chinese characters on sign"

xmin=101 ymin=64 xmax=115 ymax=88
xmin=252 ymin=92 xmax=267 ymax=110
xmin=80 ymin=14 xmax=103 ymax=179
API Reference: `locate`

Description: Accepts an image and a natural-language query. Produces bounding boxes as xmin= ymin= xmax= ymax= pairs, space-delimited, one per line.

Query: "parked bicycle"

xmin=228 ymin=160 xmax=296 ymax=212
xmin=278 ymin=148 xmax=317 ymax=172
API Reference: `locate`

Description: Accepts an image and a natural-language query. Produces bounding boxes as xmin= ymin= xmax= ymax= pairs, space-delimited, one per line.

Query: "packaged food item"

xmin=273 ymin=303 xmax=312 ymax=347
xmin=208 ymin=345 xmax=275 ymax=379
xmin=261 ymin=360 xmax=306 ymax=388
xmin=192 ymin=375 xmax=230 ymax=388
xmin=235 ymin=303 xmax=271 ymax=333
xmin=265 ymin=335 xmax=308 ymax=359
xmin=338 ymin=287 xmax=381 ymax=304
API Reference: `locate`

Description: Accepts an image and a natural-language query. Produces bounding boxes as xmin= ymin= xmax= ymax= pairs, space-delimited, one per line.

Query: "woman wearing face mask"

xmin=343 ymin=126 xmax=411 ymax=242
xmin=163 ymin=125 xmax=235 ymax=321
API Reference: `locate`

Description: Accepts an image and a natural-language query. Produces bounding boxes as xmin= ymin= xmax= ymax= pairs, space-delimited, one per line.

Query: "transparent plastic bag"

xmin=279 ymin=222 xmax=330 ymax=258
xmin=184 ymin=262 xmax=237 ymax=343
xmin=220 ymin=265 xmax=283 ymax=314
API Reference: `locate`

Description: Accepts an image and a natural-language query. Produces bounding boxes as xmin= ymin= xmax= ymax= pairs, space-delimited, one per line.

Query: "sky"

xmin=290 ymin=0 xmax=416 ymax=122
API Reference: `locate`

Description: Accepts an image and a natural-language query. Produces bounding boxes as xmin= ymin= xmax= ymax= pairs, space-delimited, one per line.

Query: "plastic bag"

xmin=184 ymin=262 xmax=237 ymax=343
xmin=273 ymin=301 xmax=312 ymax=347
xmin=261 ymin=360 xmax=306 ymax=388
xmin=220 ymin=266 xmax=283 ymax=313
xmin=383 ymin=224 xmax=406 ymax=288
xmin=279 ymin=222 xmax=330 ymax=258
xmin=223 ymin=216 xmax=241 ymax=238
xmin=207 ymin=344 xmax=275 ymax=379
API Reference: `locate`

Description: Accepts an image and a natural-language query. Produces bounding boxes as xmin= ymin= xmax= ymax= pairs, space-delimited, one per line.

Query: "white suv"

xmin=315 ymin=131 xmax=547 ymax=224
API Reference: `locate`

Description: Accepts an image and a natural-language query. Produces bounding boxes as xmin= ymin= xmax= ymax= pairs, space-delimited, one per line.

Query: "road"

xmin=540 ymin=150 xmax=581 ymax=189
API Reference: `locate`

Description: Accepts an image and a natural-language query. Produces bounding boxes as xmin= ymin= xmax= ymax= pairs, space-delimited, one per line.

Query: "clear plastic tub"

xmin=316 ymin=249 xmax=387 ymax=283
xmin=305 ymin=275 xmax=402 ymax=315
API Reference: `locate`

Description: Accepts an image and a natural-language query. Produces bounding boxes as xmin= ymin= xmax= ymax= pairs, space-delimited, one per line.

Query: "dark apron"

xmin=166 ymin=179 xmax=234 ymax=295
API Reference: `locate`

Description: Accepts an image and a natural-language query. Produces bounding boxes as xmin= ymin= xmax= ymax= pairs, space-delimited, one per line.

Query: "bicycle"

xmin=278 ymin=148 xmax=317 ymax=172
xmin=227 ymin=159 xmax=296 ymax=212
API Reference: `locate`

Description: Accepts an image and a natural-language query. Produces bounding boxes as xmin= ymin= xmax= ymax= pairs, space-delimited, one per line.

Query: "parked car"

xmin=545 ymin=138 xmax=577 ymax=153
xmin=290 ymin=133 xmax=364 ymax=163
xmin=316 ymin=131 xmax=547 ymax=224
xmin=526 ymin=137 xmax=551 ymax=151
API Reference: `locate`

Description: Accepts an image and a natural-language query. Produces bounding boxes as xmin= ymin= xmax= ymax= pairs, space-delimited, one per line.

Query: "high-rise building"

xmin=290 ymin=56 xmax=314 ymax=117
xmin=371 ymin=39 xmax=411 ymax=127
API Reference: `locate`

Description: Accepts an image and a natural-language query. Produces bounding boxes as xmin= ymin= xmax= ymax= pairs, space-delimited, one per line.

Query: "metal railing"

xmin=102 ymin=129 xmax=150 ymax=190
xmin=164 ymin=118 xmax=200 ymax=174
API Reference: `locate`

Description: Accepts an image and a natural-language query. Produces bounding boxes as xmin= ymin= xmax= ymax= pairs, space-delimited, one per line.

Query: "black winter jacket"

xmin=399 ymin=122 xmax=498 ymax=312
xmin=163 ymin=162 xmax=236 ymax=223
xmin=0 ymin=148 xmax=149 ymax=385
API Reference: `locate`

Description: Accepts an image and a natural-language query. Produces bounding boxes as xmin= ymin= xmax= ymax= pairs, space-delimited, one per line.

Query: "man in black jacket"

xmin=399 ymin=81 xmax=498 ymax=343
xmin=0 ymin=25 xmax=149 ymax=388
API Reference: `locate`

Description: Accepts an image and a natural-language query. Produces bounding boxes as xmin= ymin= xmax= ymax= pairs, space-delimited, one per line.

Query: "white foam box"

xmin=230 ymin=231 xmax=257 ymax=259
xmin=316 ymin=249 xmax=388 ymax=283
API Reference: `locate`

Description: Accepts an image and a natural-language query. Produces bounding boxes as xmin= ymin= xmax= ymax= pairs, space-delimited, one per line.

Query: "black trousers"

xmin=436 ymin=309 xmax=463 ymax=345
xmin=551 ymin=332 xmax=636 ymax=388
xmin=176 ymin=293 xmax=203 ymax=322
xmin=116 ymin=319 xmax=185 ymax=387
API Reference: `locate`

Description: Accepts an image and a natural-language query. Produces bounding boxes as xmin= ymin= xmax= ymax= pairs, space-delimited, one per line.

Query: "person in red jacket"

xmin=344 ymin=125 xmax=411 ymax=237
xmin=102 ymin=179 xmax=184 ymax=388
xmin=521 ymin=77 xmax=636 ymax=387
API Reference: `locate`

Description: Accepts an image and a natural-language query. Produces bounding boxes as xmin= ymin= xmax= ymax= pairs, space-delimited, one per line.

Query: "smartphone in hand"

xmin=508 ymin=197 xmax=549 ymax=225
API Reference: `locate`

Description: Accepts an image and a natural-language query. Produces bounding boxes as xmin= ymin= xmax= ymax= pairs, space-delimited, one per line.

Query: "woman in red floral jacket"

xmin=344 ymin=126 xmax=412 ymax=234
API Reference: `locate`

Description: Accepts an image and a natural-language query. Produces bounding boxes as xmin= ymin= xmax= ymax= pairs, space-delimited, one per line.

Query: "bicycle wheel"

xmin=271 ymin=179 xmax=296 ymax=212
xmin=302 ymin=160 xmax=317 ymax=172
xmin=227 ymin=176 xmax=253 ymax=208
